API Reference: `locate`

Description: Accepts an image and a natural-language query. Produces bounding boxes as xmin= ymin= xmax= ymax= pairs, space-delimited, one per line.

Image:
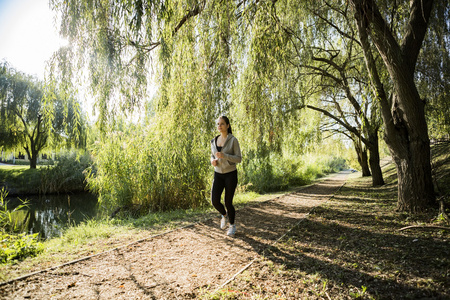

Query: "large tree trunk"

xmin=24 ymin=146 xmax=37 ymax=169
xmin=352 ymin=0 xmax=436 ymax=212
xmin=386 ymin=95 xmax=435 ymax=211
xmin=392 ymin=142 xmax=434 ymax=212
xmin=354 ymin=141 xmax=371 ymax=177
xmin=29 ymin=152 xmax=37 ymax=169
xmin=368 ymin=131 xmax=384 ymax=186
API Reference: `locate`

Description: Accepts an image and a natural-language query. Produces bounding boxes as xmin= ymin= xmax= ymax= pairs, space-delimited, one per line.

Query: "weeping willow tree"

xmin=50 ymin=0 xmax=447 ymax=213
xmin=0 ymin=62 xmax=85 ymax=168
xmin=238 ymin=0 xmax=386 ymax=186
xmin=417 ymin=0 xmax=450 ymax=139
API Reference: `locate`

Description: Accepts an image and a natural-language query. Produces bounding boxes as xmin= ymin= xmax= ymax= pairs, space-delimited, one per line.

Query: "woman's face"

xmin=217 ymin=118 xmax=229 ymax=134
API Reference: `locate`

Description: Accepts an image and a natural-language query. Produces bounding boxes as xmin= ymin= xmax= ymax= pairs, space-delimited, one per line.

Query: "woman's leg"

xmin=211 ymin=172 xmax=227 ymax=216
xmin=224 ymin=170 xmax=238 ymax=224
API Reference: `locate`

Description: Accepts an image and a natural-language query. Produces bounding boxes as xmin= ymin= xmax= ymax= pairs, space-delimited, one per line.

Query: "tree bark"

xmin=352 ymin=0 xmax=436 ymax=212
xmin=23 ymin=114 xmax=46 ymax=169
xmin=354 ymin=140 xmax=371 ymax=177
xmin=367 ymin=131 xmax=384 ymax=186
xmin=29 ymin=152 xmax=37 ymax=169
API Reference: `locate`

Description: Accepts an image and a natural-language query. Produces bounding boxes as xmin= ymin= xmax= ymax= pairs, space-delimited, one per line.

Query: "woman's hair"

xmin=219 ymin=116 xmax=232 ymax=134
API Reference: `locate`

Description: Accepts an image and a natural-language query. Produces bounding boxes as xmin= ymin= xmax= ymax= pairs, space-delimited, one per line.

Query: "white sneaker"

xmin=227 ymin=224 xmax=236 ymax=236
xmin=220 ymin=215 xmax=228 ymax=229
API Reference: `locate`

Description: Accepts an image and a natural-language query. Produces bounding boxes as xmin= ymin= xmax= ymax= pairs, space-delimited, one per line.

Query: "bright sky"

xmin=0 ymin=0 xmax=67 ymax=79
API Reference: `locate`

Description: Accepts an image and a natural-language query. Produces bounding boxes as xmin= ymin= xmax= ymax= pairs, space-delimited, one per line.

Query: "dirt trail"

xmin=0 ymin=171 xmax=350 ymax=299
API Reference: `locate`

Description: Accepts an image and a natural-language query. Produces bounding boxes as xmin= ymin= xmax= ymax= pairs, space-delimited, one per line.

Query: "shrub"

xmin=39 ymin=150 xmax=92 ymax=194
xmin=241 ymin=152 xmax=348 ymax=193
xmin=0 ymin=232 xmax=43 ymax=264
xmin=0 ymin=188 xmax=43 ymax=264
xmin=87 ymin=127 xmax=210 ymax=215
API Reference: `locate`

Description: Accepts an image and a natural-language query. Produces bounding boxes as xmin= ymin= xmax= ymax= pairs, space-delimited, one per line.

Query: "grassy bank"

xmin=0 ymin=165 xmax=41 ymax=195
xmin=0 ymin=151 xmax=90 ymax=195
xmin=204 ymin=154 xmax=450 ymax=299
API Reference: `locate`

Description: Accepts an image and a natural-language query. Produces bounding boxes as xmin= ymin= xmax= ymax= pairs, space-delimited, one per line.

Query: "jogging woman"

xmin=210 ymin=116 xmax=242 ymax=236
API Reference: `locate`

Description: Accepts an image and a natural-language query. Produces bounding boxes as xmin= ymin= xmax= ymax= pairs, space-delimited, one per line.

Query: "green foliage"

xmin=0 ymin=232 xmax=43 ymax=264
xmin=39 ymin=150 xmax=92 ymax=194
xmin=241 ymin=151 xmax=348 ymax=193
xmin=87 ymin=123 xmax=210 ymax=214
xmin=0 ymin=152 xmax=92 ymax=195
xmin=0 ymin=188 xmax=42 ymax=265
xmin=0 ymin=62 xmax=87 ymax=169
xmin=0 ymin=188 xmax=29 ymax=232
xmin=418 ymin=1 xmax=450 ymax=138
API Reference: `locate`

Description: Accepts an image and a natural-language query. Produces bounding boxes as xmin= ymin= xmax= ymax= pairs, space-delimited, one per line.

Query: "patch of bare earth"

xmin=0 ymin=172 xmax=349 ymax=299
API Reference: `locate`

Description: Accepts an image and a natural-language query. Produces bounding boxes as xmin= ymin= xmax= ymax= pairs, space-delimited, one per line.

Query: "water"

xmin=6 ymin=193 xmax=99 ymax=239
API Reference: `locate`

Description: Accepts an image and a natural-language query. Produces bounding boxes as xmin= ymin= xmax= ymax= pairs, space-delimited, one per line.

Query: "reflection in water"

xmin=7 ymin=193 xmax=98 ymax=239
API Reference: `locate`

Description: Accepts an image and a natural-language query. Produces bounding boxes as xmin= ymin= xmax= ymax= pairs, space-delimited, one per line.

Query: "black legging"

xmin=211 ymin=170 xmax=238 ymax=225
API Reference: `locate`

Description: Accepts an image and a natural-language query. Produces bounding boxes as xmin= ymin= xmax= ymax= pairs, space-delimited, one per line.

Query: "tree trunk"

xmin=29 ymin=153 xmax=37 ymax=169
xmin=386 ymin=97 xmax=435 ymax=211
xmin=354 ymin=142 xmax=371 ymax=177
xmin=368 ymin=131 xmax=384 ymax=186
xmin=391 ymin=142 xmax=435 ymax=212
xmin=352 ymin=0 xmax=436 ymax=212
xmin=24 ymin=140 xmax=38 ymax=169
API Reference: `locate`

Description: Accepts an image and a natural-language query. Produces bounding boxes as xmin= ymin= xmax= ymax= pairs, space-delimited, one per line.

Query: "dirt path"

xmin=0 ymin=171 xmax=350 ymax=299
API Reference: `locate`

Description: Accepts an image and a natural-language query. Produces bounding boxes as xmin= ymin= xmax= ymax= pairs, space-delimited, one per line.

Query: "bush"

xmin=87 ymin=127 xmax=210 ymax=215
xmin=0 ymin=188 xmax=43 ymax=264
xmin=241 ymin=152 xmax=348 ymax=193
xmin=0 ymin=232 xmax=43 ymax=264
xmin=39 ymin=150 xmax=92 ymax=194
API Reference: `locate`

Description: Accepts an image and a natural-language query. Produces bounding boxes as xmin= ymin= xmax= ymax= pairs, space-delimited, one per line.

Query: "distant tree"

xmin=0 ymin=62 xmax=85 ymax=168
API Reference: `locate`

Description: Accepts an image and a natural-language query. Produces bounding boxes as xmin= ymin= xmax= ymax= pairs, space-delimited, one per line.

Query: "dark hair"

xmin=219 ymin=116 xmax=232 ymax=134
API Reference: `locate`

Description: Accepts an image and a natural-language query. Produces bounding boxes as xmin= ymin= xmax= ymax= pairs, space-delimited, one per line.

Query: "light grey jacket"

xmin=210 ymin=134 xmax=242 ymax=174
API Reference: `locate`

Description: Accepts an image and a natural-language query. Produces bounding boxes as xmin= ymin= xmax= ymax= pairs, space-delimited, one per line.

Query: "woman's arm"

xmin=223 ymin=138 xmax=242 ymax=163
xmin=211 ymin=141 xmax=218 ymax=166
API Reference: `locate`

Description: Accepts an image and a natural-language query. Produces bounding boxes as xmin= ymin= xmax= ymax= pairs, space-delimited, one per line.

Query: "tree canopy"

xmin=0 ymin=62 xmax=86 ymax=168
xmin=50 ymin=0 xmax=449 ymax=212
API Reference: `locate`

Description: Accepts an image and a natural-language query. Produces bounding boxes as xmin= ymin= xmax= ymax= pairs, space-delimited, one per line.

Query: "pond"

xmin=6 ymin=193 xmax=99 ymax=240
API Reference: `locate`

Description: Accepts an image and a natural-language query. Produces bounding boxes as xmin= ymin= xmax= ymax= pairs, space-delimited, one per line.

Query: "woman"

xmin=210 ymin=116 xmax=242 ymax=236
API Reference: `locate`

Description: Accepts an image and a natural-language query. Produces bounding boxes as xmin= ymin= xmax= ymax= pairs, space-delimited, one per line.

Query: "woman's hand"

xmin=211 ymin=159 xmax=218 ymax=166
xmin=215 ymin=152 xmax=225 ymax=159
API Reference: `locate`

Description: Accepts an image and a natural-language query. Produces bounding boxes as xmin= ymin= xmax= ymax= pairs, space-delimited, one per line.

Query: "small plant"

xmin=0 ymin=188 xmax=43 ymax=264
xmin=0 ymin=188 xmax=29 ymax=232
xmin=0 ymin=232 xmax=44 ymax=264
xmin=349 ymin=285 xmax=368 ymax=299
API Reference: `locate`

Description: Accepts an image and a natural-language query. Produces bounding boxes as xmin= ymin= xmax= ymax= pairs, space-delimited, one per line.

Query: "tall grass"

xmin=39 ymin=150 xmax=92 ymax=194
xmin=87 ymin=127 xmax=210 ymax=215
xmin=87 ymin=122 xmax=349 ymax=215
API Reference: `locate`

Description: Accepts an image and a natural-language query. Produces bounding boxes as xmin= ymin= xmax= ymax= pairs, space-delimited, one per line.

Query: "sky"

xmin=0 ymin=0 xmax=67 ymax=79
